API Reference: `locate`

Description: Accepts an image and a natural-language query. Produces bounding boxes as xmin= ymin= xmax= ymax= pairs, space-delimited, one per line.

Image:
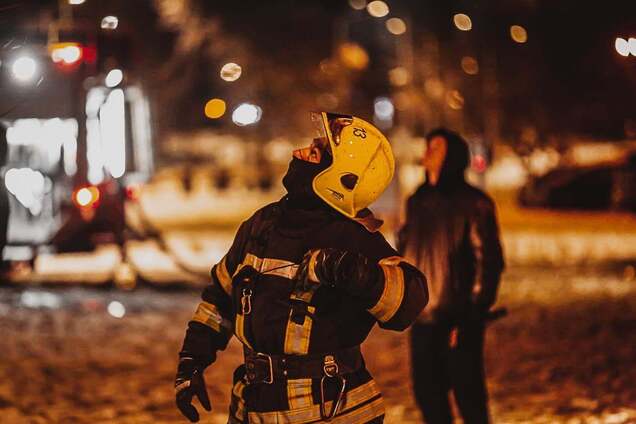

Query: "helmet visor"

xmin=310 ymin=112 xmax=353 ymax=150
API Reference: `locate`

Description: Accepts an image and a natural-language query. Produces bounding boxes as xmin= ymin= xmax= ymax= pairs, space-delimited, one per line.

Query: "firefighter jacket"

xmin=397 ymin=177 xmax=504 ymax=323
xmin=180 ymin=197 xmax=428 ymax=423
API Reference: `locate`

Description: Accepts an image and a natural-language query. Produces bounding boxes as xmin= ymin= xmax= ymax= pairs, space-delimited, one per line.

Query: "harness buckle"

xmin=241 ymin=288 xmax=252 ymax=315
xmin=320 ymin=355 xmax=346 ymax=421
xmin=323 ymin=355 xmax=339 ymax=377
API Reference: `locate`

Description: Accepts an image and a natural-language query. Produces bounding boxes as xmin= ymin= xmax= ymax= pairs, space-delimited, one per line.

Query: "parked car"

xmin=519 ymin=154 xmax=636 ymax=212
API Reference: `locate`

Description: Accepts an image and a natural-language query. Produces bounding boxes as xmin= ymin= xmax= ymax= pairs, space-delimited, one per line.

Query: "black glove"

xmin=175 ymin=357 xmax=211 ymax=422
xmin=296 ymin=248 xmax=378 ymax=295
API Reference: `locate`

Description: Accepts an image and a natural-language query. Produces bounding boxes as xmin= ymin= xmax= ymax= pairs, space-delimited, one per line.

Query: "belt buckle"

xmin=246 ymin=352 xmax=274 ymax=385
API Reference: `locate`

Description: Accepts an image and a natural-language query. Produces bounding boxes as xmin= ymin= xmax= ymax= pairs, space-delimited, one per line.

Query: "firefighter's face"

xmin=422 ymin=136 xmax=447 ymax=185
xmin=293 ymin=137 xmax=329 ymax=164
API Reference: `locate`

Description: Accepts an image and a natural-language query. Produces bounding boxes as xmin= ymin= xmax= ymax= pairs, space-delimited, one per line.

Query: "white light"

xmin=51 ymin=45 xmax=82 ymax=64
xmin=374 ymin=97 xmax=394 ymax=120
xmin=101 ymin=16 xmax=119 ymax=30
xmin=76 ymin=187 xmax=93 ymax=206
xmin=5 ymin=167 xmax=46 ymax=213
xmin=629 ymin=38 xmax=636 ymax=57
xmin=107 ymin=301 xmax=126 ymax=318
xmin=367 ymin=0 xmax=389 ymax=18
xmin=12 ymin=56 xmax=38 ymax=82
xmin=105 ymin=69 xmax=123 ymax=87
xmin=99 ymin=89 xmax=126 ymax=178
xmin=615 ymin=38 xmax=630 ymax=57
xmin=220 ymin=62 xmax=242 ymax=82
xmin=232 ymin=103 xmax=262 ymax=126
xmin=21 ymin=291 xmax=61 ymax=309
xmin=68 ymin=0 xmax=85 ymax=4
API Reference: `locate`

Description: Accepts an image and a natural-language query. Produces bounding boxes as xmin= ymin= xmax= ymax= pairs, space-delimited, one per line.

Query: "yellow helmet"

xmin=311 ymin=112 xmax=395 ymax=218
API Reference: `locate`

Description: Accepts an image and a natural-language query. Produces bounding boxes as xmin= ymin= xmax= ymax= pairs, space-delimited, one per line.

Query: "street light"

xmin=101 ymin=16 xmax=119 ymax=30
xmin=510 ymin=25 xmax=528 ymax=44
xmin=232 ymin=103 xmax=262 ymax=126
xmin=367 ymin=1 xmax=389 ymax=18
xmin=204 ymin=98 xmax=226 ymax=119
xmin=453 ymin=13 xmax=472 ymax=31
xmin=386 ymin=18 xmax=407 ymax=35
xmin=220 ymin=62 xmax=242 ymax=82
xmin=12 ymin=56 xmax=38 ymax=83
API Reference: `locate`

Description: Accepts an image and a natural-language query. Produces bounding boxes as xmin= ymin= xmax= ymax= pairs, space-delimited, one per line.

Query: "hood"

xmin=432 ymin=135 xmax=469 ymax=187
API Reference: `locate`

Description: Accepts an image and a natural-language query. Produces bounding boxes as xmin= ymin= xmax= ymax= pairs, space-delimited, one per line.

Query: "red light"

xmin=82 ymin=45 xmax=98 ymax=65
xmin=472 ymin=154 xmax=488 ymax=173
xmin=73 ymin=186 xmax=100 ymax=209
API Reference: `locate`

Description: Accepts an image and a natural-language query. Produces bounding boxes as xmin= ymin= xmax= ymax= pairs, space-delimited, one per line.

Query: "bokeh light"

xmin=389 ymin=67 xmax=409 ymax=86
xmin=75 ymin=188 xmax=94 ymax=207
xmin=68 ymin=0 xmax=85 ymax=4
xmin=338 ymin=42 xmax=369 ymax=70
xmin=348 ymin=0 xmax=366 ymax=10
xmin=461 ymin=56 xmax=479 ymax=75
xmin=101 ymin=16 xmax=119 ymax=30
xmin=107 ymin=301 xmax=126 ymax=318
xmin=105 ymin=69 xmax=123 ymax=87
xmin=232 ymin=103 xmax=262 ymax=126
xmin=424 ymin=78 xmax=444 ymax=99
xmin=453 ymin=13 xmax=472 ymax=31
xmin=367 ymin=1 xmax=389 ymax=18
xmin=629 ymin=38 xmax=636 ymax=56
xmin=204 ymin=98 xmax=226 ymax=119
xmin=12 ymin=56 xmax=38 ymax=82
xmin=446 ymin=90 xmax=465 ymax=110
xmin=510 ymin=25 xmax=528 ymax=43
xmin=386 ymin=18 xmax=407 ymax=35
xmin=374 ymin=97 xmax=394 ymax=120
xmin=220 ymin=62 xmax=242 ymax=82
xmin=615 ymin=37 xmax=629 ymax=57
xmin=50 ymin=44 xmax=82 ymax=64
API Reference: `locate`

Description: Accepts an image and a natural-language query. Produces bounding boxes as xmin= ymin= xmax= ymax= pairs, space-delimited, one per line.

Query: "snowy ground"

xmin=1 ymin=264 xmax=635 ymax=423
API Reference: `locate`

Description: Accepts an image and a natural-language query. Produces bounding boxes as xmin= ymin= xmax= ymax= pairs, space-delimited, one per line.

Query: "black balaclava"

xmin=282 ymin=152 xmax=332 ymax=209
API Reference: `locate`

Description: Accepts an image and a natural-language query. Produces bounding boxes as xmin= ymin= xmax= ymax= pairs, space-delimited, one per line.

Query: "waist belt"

xmin=243 ymin=345 xmax=363 ymax=384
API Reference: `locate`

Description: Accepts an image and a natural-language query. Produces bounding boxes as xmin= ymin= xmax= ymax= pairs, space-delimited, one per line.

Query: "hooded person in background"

xmin=398 ymin=128 xmax=504 ymax=424
xmin=175 ymin=112 xmax=428 ymax=423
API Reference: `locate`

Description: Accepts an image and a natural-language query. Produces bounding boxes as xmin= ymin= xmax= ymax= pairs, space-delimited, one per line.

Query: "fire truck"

xmin=0 ymin=24 xmax=154 ymax=278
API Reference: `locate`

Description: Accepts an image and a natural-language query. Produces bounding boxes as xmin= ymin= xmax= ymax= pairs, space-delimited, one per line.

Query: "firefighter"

xmin=175 ymin=112 xmax=428 ymax=423
xmin=398 ymin=128 xmax=505 ymax=424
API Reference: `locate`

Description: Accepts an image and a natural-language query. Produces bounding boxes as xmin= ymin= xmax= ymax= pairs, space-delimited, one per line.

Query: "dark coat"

xmin=398 ymin=160 xmax=504 ymax=323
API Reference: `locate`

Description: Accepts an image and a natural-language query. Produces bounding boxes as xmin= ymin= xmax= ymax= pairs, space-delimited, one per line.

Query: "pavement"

xmin=1 ymin=264 xmax=635 ymax=423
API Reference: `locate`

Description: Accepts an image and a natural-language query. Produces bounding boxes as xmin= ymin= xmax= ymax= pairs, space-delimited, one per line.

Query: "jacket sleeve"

xmin=364 ymin=256 xmax=428 ymax=331
xmin=468 ymin=197 xmax=505 ymax=309
xmin=178 ymin=220 xmax=250 ymax=366
xmin=340 ymin=230 xmax=429 ymax=331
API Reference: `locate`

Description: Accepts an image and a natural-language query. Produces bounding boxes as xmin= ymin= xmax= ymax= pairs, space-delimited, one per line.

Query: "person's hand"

xmin=175 ymin=357 xmax=211 ymax=422
xmin=295 ymin=248 xmax=376 ymax=295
